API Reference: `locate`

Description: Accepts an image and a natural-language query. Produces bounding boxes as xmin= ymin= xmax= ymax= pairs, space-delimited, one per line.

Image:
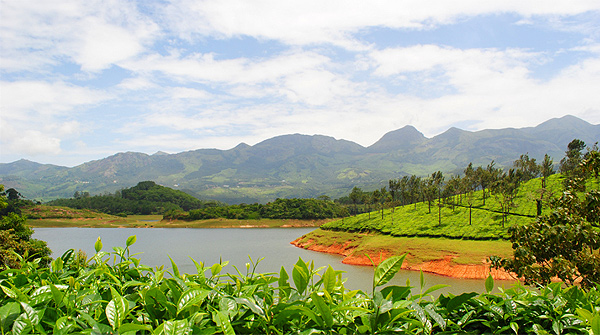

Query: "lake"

xmin=33 ymin=227 xmax=516 ymax=295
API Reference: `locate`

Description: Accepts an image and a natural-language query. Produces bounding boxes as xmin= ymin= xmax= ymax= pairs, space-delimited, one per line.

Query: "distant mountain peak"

xmin=368 ymin=125 xmax=426 ymax=152
xmin=534 ymin=114 xmax=593 ymax=130
xmin=2 ymin=115 xmax=598 ymax=203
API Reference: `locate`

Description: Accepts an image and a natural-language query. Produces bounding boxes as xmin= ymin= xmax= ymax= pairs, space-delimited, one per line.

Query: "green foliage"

xmin=498 ymin=150 xmax=600 ymax=289
xmin=166 ymin=198 xmax=348 ymax=221
xmin=1 ymin=237 xmax=598 ymax=334
xmin=0 ymin=185 xmax=52 ymax=269
xmin=47 ymin=181 xmax=222 ymax=215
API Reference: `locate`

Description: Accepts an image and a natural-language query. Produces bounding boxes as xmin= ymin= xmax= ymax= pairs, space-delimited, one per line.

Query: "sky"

xmin=1 ymin=1 xmax=600 ymax=167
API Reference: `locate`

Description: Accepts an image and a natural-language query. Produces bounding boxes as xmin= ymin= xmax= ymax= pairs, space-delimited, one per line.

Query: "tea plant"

xmin=1 ymin=236 xmax=599 ymax=334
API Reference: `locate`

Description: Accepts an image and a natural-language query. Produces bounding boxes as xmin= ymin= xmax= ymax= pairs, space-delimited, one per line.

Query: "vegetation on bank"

xmin=164 ymin=198 xmax=347 ymax=221
xmin=1 ymin=238 xmax=599 ymax=334
xmin=40 ymin=181 xmax=347 ymax=221
xmin=47 ymin=181 xmax=223 ymax=216
xmin=0 ymin=186 xmax=52 ymax=269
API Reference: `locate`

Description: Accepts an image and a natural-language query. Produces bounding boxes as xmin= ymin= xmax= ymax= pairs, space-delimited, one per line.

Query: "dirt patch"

xmin=291 ymin=238 xmax=516 ymax=280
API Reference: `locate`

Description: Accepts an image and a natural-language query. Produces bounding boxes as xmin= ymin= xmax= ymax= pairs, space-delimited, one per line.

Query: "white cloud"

xmin=0 ymin=80 xmax=108 ymax=157
xmin=117 ymin=76 xmax=158 ymax=91
xmin=0 ymin=81 xmax=107 ymax=120
xmin=0 ymin=0 xmax=158 ymax=72
xmin=364 ymin=45 xmax=600 ymax=136
xmin=0 ymin=127 xmax=62 ymax=156
xmin=162 ymin=0 xmax=600 ymax=47
xmin=123 ymin=50 xmax=331 ymax=85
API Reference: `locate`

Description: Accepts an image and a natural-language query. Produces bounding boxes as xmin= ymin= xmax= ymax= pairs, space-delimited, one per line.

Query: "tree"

xmin=371 ymin=189 xmax=381 ymax=219
xmin=559 ymin=139 xmax=588 ymax=191
xmin=483 ymin=161 xmax=501 ymax=206
xmin=537 ymin=154 xmax=555 ymax=215
xmin=445 ymin=175 xmax=462 ymax=210
xmin=513 ymin=153 xmax=540 ymax=182
xmin=463 ymin=163 xmax=478 ymax=225
xmin=377 ymin=187 xmax=389 ymax=220
xmin=491 ymin=169 xmax=522 ymax=228
xmin=496 ymin=149 xmax=600 ymax=289
xmin=349 ymin=187 xmax=364 ymax=216
xmin=559 ymin=139 xmax=586 ymax=174
xmin=540 ymin=154 xmax=555 ymax=189
xmin=0 ymin=185 xmax=52 ymax=269
xmin=423 ymin=177 xmax=437 ymax=214
xmin=430 ymin=171 xmax=445 ymax=225
xmin=408 ymin=175 xmax=422 ymax=209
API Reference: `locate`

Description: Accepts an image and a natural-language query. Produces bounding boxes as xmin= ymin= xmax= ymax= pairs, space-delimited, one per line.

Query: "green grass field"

xmin=322 ymin=174 xmax=578 ymax=239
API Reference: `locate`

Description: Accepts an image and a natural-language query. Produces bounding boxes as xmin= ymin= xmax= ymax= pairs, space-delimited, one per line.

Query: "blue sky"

xmin=1 ymin=1 xmax=599 ymax=167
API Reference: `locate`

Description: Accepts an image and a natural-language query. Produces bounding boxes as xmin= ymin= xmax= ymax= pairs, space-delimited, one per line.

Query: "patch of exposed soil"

xmin=291 ymin=238 xmax=516 ymax=280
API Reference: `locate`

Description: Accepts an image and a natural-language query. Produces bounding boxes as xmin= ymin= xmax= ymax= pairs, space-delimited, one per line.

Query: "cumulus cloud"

xmin=0 ymin=81 xmax=108 ymax=157
xmin=161 ymin=0 xmax=600 ymax=47
xmin=0 ymin=127 xmax=62 ymax=156
xmin=0 ymin=81 xmax=108 ymax=119
xmin=0 ymin=0 xmax=158 ymax=72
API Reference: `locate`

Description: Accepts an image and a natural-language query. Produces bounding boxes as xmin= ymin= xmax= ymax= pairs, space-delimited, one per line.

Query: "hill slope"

xmin=1 ymin=115 xmax=598 ymax=203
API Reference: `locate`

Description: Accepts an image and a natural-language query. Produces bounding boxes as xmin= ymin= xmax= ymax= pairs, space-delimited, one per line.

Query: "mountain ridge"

xmin=1 ymin=115 xmax=598 ymax=203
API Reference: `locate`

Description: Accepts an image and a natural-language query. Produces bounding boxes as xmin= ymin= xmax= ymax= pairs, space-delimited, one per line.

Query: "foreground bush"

xmin=1 ymin=237 xmax=599 ymax=334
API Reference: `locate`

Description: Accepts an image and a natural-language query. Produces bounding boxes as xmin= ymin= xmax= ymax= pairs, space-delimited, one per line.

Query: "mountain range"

xmin=1 ymin=115 xmax=598 ymax=203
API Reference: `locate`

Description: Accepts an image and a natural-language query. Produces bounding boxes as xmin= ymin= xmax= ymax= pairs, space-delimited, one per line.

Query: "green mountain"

xmin=1 ymin=115 xmax=598 ymax=203
xmin=46 ymin=181 xmax=218 ymax=215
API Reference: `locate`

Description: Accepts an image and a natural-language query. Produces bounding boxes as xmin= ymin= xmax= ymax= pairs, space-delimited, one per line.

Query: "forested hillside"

xmin=1 ymin=115 xmax=598 ymax=203
xmin=164 ymin=198 xmax=347 ymax=221
xmin=47 ymin=181 xmax=222 ymax=215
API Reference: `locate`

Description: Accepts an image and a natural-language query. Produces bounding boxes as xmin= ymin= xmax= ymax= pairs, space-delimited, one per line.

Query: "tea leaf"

xmin=177 ymin=288 xmax=210 ymax=315
xmin=424 ymin=304 xmax=446 ymax=330
xmin=235 ymin=297 xmax=265 ymax=317
xmin=591 ymin=316 xmax=600 ymax=335
xmin=169 ymin=255 xmax=180 ymax=278
xmin=373 ymin=254 xmax=406 ymax=290
xmin=422 ymin=284 xmax=450 ymax=297
xmin=125 ymin=235 xmax=137 ymax=247
xmin=292 ymin=258 xmax=309 ymax=295
xmin=94 ymin=237 xmax=103 ymax=253
xmin=0 ymin=302 xmax=20 ymax=333
xmin=105 ymin=289 xmax=128 ymax=330
xmin=312 ymin=292 xmax=333 ymax=328
xmin=445 ymin=292 xmax=477 ymax=312
xmin=1 ymin=285 xmax=17 ymax=299
xmin=119 ymin=323 xmax=152 ymax=333
xmin=322 ymin=265 xmax=336 ymax=295
xmin=212 ymin=310 xmax=235 ymax=335
xmin=163 ymin=319 xmax=190 ymax=335
xmin=485 ymin=273 xmax=494 ymax=293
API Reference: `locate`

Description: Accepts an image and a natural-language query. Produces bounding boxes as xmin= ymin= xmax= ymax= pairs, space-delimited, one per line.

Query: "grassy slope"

xmin=323 ymin=174 xmax=568 ymax=239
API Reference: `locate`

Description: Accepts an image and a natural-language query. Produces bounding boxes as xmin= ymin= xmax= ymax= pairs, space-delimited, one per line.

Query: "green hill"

xmin=321 ymin=174 xmax=578 ymax=240
xmin=46 ymin=181 xmax=222 ymax=215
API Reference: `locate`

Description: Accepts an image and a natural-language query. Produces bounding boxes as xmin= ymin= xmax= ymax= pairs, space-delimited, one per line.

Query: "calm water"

xmin=33 ymin=228 xmax=517 ymax=295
